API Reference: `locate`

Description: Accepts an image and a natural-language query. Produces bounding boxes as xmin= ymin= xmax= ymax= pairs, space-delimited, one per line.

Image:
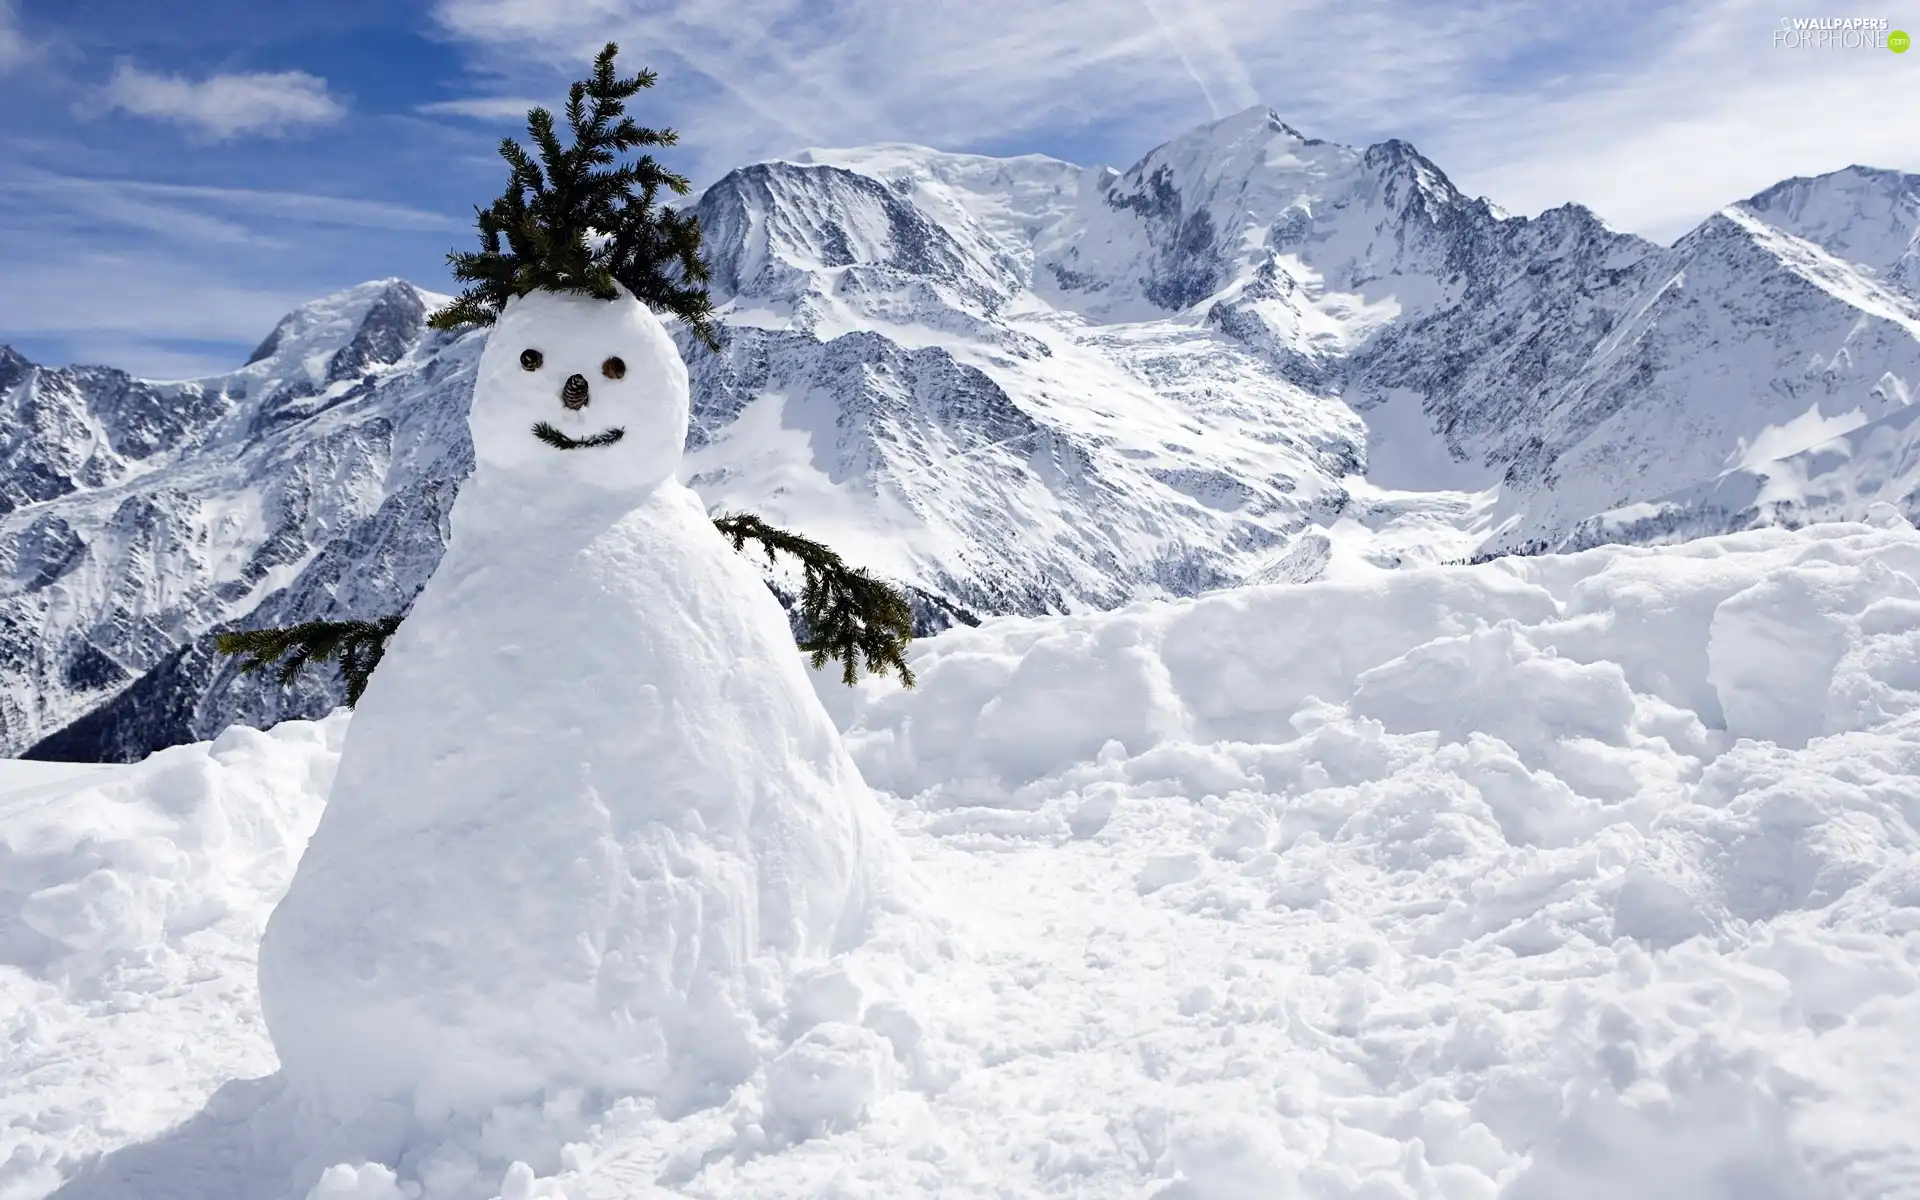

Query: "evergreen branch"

xmin=531 ymin=422 xmax=627 ymax=449
xmin=711 ymin=512 xmax=916 ymax=688
xmin=426 ymin=42 xmax=718 ymax=349
xmin=215 ymin=615 xmax=403 ymax=707
xmin=215 ymin=515 xmax=915 ymax=705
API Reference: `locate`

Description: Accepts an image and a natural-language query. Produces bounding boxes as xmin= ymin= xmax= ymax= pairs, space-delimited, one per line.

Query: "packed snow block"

xmin=1504 ymin=1063 xmax=1827 ymax=1200
xmin=305 ymin=1162 xmax=413 ymax=1200
xmin=846 ymin=567 xmax=1557 ymax=795
xmin=968 ymin=624 xmax=1189 ymax=787
xmin=1610 ymin=864 xmax=1713 ymax=948
xmin=258 ymin=292 xmax=913 ymax=1126
xmin=1 ymin=719 xmax=336 ymax=973
xmin=1828 ymin=596 xmax=1920 ymax=732
xmin=1539 ymin=552 xmax=1798 ymax=730
xmin=1707 ymin=559 xmax=1918 ymax=747
xmin=1157 ymin=571 xmax=1559 ymax=745
xmin=1350 ymin=624 xmax=1637 ymax=755
xmin=760 ymin=1022 xmax=899 ymax=1144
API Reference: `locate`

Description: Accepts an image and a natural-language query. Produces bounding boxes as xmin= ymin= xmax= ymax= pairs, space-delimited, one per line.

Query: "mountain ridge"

xmin=5 ymin=109 xmax=1919 ymax=760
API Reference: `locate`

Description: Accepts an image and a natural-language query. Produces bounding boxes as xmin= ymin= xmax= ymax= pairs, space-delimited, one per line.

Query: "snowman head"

xmin=468 ymin=287 xmax=690 ymax=494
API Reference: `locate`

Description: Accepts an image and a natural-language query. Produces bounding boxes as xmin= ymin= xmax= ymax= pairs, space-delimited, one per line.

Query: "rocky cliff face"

xmin=1 ymin=280 xmax=474 ymax=759
xmin=5 ymin=109 xmax=1918 ymax=760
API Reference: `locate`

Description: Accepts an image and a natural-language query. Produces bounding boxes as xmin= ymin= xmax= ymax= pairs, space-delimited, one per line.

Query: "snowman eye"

xmin=519 ymin=348 xmax=543 ymax=371
xmin=601 ymin=356 xmax=626 ymax=380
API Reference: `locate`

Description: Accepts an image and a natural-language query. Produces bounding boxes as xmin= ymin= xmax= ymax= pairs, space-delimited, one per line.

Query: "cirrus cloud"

xmin=415 ymin=95 xmax=549 ymax=120
xmin=0 ymin=0 xmax=32 ymax=72
xmin=425 ymin=0 xmax=1919 ymax=243
xmin=95 ymin=61 xmax=346 ymax=139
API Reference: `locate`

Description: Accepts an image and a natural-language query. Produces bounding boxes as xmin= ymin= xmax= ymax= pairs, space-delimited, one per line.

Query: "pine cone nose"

xmin=561 ymin=374 xmax=590 ymax=409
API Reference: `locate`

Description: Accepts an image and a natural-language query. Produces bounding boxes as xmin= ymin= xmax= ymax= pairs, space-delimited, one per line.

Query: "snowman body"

xmin=257 ymin=291 xmax=898 ymax=1122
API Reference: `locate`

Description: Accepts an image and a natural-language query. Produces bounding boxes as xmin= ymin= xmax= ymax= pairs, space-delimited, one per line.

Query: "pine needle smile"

xmin=531 ymin=422 xmax=627 ymax=450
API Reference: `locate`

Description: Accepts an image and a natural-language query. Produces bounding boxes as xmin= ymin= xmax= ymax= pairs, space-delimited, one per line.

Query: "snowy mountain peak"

xmin=1737 ymin=164 xmax=1920 ymax=290
xmin=1360 ymin=137 xmax=1471 ymax=217
xmin=1109 ymin=106 xmax=1359 ymax=218
xmin=1123 ymin=105 xmax=1329 ymax=173
xmin=1179 ymin=106 xmax=1310 ymax=160
xmin=749 ymin=115 xmax=1483 ymax=333
xmin=10 ymin=110 xmax=1920 ymax=768
xmin=695 ymin=159 xmax=1018 ymax=331
xmin=224 ymin=279 xmax=457 ymax=441
xmin=243 ymin=278 xmax=443 ymax=383
xmin=1682 ymin=204 xmax=1920 ymax=335
xmin=1210 ymin=103 xmax=1314 ymax=140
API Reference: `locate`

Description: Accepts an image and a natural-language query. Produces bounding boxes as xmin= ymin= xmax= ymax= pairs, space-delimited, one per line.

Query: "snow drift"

xmin=839 ymin=515 xmax=1920 ymax=794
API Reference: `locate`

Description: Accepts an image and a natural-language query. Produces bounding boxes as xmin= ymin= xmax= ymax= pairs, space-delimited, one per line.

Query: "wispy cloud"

xmin=0 ymin=168 xmax=464 ymax=376
xmin=23 ymin=336 xmax=260 ymax=382
xmin=416 ymin=96 xmax=547 ymax=120
xmin=427 ymin=0 xmax=1917 ymax=239
xmin=0 ymin=0 xmax=31 ymax=72
xmin=427 ymin=0 xmax=1598 ymax=179
xmin=1430 ymin=0 xmax=1920 ymax=242
xmin=0 ymin=170 xmax=461 ymax=248
xmin=1 ymin=171 xmax=266 ymax=246
xmin=105 ymin=177 xmax=462 ymax=232
xmin=1135 ymin=0 xmax=1259 ymax=119
xmin=94 ymin=61 xmax=346 ymax=139
xmin=0 ymin=249 xmax=313 ymax=375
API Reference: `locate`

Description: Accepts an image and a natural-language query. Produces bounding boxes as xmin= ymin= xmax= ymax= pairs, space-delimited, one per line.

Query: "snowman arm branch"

xmin=795 ymin=565 xmax=917 ymax=690
xmin=712 ymin=513 xmax=916 ymax=689
xmin=214 ymin=615 xmax=405 ymax=708
xmin=215 ymin=514 xmax=913 ymax=704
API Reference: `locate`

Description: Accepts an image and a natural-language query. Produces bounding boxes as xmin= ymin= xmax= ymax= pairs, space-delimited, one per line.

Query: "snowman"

xmin=256 ymin=47 xmax=918 ymax=1128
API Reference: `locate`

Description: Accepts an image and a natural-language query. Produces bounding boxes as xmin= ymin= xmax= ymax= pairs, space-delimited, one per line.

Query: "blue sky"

xmin=1 ymin=0 xmax=1913 ymax=378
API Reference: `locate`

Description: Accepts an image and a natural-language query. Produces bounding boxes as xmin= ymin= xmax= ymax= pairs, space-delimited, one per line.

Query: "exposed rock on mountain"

xmin=5 ymin=110 xmax=1917 ymax=760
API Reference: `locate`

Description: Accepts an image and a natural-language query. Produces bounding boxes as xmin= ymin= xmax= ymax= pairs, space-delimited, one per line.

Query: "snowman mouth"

xmin=531 ymin=422 xmax=626 ymax=450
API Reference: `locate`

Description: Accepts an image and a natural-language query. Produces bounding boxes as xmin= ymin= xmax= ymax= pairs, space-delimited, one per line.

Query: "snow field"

xmin=0 ymin=718 xmax=342 ymax=1200
xmin=722 ymin=516 xmax=1917 ymax=1199
xmin=7 ymin=518 xmax=1920 ymax=1197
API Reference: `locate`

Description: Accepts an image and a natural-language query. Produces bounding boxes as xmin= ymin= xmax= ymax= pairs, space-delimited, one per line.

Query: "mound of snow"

xmin=9 ymin=518 xmax=1920 ymax=1198
xmin=1 ymin=717 xmax=342 ymax=1199
xmin=838 ymin=521 xmax=1920 ymax=801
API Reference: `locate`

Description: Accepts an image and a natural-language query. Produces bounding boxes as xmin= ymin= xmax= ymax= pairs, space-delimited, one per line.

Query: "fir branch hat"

xmin=428 ymin=43 xmax=719 ymax=350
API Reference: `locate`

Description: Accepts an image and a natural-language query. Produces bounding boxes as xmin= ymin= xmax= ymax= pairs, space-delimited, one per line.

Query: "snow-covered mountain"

xmin=5 ymin=108 xmax=1919 ymax=760
xmin=0 ymin=280 xmax=474 ymax=761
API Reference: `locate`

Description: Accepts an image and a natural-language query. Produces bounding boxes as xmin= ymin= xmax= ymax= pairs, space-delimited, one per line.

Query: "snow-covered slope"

xmin=1565 ymin=416 xmax=1920 ymax=552
xmin=1348 ymin=169 xmax=1920 ymax=554
xmin=1451 ymin=204 xmax=1920 ymax=550
xmin=9 ymin=519 xmax=1920 ymax=1198
xmin=6 ymin=112 xmax=1920 ymax=760
xmin=0 ymin=280 xmax=474 ymax=759
xmin=1739 ymin=165 xmax=1920 ymax=292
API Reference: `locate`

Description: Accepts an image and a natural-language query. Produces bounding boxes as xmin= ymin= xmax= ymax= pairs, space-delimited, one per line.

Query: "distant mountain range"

xmin=4 ymin=106 xmax=1918 ymax=760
